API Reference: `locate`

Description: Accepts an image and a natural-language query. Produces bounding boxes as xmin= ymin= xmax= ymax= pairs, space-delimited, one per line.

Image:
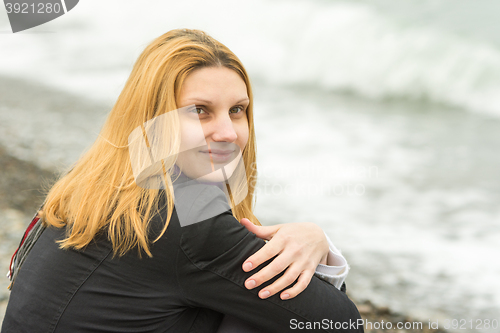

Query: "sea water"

xmin=0 ymin=1 xmax=499 ymax=331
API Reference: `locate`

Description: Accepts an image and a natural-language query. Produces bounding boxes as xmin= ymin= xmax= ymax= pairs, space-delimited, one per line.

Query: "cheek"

xmin=179 ymin=121 xmax=207 ymax=151
xmin=236 ymin=123 xmax=250 ymax=151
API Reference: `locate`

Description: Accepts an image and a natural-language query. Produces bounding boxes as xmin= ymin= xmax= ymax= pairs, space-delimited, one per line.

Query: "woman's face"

xmin=176 ymin=66 xmax=250 ymax=182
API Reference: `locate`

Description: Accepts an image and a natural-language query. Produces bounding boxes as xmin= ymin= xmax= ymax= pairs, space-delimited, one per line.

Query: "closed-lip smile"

xmin=200 ymin=149 xmax=234 ymax=154
xmin=200 ymin=149 xmax=235 ymax=163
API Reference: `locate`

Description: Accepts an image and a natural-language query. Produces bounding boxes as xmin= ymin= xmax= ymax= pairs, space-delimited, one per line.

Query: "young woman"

xmin=2 ymin=29 xmax=362 ymax=332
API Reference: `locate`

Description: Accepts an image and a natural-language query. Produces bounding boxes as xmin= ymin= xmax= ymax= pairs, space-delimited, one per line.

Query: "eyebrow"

xmin=184 ymin=97 xmax=249 ymax=105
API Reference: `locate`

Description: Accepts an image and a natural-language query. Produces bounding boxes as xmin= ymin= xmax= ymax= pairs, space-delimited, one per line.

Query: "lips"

xmin=200 ymin=149 xmax=235 ymax=155
xmin=200 ymin=149 xmax=235 ymax=163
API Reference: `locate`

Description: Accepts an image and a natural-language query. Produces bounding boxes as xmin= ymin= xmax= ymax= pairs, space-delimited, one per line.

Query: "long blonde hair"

xmin=42 ymin=29 xmax=260 ymax=257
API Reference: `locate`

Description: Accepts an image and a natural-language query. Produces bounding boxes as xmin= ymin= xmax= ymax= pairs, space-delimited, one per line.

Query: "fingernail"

xmin=246 ymin=279 xmax=256 ymax=289
xmin=260 ymin=290 xmax=270 ymax=298
xmin=243 ymin=262 xmax=253 ymax=271
xmin=281 ymin=293 xmax=290 ymax=300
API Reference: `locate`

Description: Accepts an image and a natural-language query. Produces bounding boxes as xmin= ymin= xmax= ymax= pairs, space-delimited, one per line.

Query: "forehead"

xmin=179 ymin=67 xmax=248 ymax=103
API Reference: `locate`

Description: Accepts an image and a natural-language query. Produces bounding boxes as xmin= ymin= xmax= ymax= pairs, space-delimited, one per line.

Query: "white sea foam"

xmin=1 ymin=1 xmax=499 ymax=331
xmin=1 ymin=0 xmax=500 ymax=116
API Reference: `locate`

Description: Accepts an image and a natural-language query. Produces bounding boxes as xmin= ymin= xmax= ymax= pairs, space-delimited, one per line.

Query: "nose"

xmin=209 ymin=113 xmax=237 ymax=143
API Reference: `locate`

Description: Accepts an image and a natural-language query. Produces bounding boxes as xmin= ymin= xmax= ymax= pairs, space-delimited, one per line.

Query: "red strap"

xmin=9 ymin=216 xmax=40 ymax=278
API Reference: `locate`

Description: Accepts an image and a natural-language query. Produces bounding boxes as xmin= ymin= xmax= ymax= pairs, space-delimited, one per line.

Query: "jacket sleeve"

xmin=175 ymin=185 xmax=363 ymax=333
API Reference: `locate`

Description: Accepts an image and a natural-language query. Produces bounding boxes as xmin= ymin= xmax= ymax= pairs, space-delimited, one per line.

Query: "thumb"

xmin=240 ymin=218 xmax=279 ymax=241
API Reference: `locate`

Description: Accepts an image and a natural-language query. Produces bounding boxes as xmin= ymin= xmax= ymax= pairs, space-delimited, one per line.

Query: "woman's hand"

xmin=239 ymin=218 xmax=330 ymax=301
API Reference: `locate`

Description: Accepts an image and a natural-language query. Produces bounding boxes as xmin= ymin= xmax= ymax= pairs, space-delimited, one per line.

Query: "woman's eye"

xmin=229 ymin=106 xmax=244 ymax=114
xmin=193 ymin=107 xmax=206 ymax=115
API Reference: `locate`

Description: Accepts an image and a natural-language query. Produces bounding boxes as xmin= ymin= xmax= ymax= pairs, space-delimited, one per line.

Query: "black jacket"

xmin=2 ymin=183 xmax=363 ymax=333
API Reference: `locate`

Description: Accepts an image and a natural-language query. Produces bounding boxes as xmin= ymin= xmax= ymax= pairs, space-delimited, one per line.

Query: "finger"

xmin=242 ymin=237 xmax=284 ymax=272
xmin=255 ymin=264 xmax=305 ymax=299
xmin=279 ymin=270 xmax=314 ymax=300
xmin=244 ymin=250 xmax=294 ymax=289
xmin=240 ymin=218 xmax=279 ymax=241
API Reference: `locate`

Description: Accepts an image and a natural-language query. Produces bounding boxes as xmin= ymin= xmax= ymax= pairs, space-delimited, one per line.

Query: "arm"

xmin=240 ymin=220 xmax=349 ymax=299
xmin=176 ymin=187 xmax=363 ymax=333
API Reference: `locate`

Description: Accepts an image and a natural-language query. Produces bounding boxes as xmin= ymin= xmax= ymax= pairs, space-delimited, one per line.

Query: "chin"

xmin=188 ymin=150 xmax=244 ymax=182
xmin=193 ymin=164 xmax=237 ymax=183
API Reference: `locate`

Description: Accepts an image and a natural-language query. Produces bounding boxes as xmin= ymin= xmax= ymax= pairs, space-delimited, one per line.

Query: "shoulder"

xmin=174 ymin=183 xmax=257 ymax=264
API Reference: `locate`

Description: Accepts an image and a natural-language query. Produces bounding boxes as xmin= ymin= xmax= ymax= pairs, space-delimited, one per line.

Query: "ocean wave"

xmin=1 ymin=0 xmax=500 ymax=117
xmin=240 ymin=1 xmax=500 ymax=117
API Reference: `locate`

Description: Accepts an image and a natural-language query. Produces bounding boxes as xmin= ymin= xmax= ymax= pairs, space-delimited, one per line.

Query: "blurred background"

xmin=1 ymin=1 xmax=499 ymax=332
